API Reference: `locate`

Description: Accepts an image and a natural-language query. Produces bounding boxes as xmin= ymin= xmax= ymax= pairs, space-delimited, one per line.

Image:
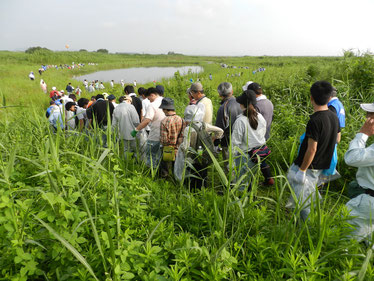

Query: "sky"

xmin=0 ymin=0 xmax=373 ymax=56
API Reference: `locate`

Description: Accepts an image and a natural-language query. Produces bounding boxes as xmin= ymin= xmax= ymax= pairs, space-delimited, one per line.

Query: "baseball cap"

xmin=107 ymin=94 xmax=116 ymax=101
xmin=236 ymin=90 xmax=257 ymax=107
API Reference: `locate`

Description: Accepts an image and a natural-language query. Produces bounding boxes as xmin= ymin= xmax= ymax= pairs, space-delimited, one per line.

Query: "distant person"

xmin=75 ymin=86 xmax=82 ymax=97
xmin=88 ymin=83 xmax=95 ymax=93
xmin=49 ymin=87 xmax=59 ymax=99
xmin=83 ymin=79 xmax=88 ymax=90
xmin=65 ymin=102 xmax=77 ymax=130
xmin=112 ymin=95 xmax=140 ymax=157
xmin=120 ymin=79 xmax=125 ymax=88
xmin=131 ymin=87 xmax=165 ymax=168
xmin=66 ymin=83 xmax=73 ymax=94
xmin=40 ymin=79 xmax=47 ymax=94
xmin=99 ymin=82 xmax=105 ymax=90
xmin=133 ymin=80 xmax=137 ymax=88
xmin=124 ymin=85 xmax=142 ymax=121
xmin=110 ymin=80 xmax=114 ymax=88
xmin=215 ymin=82 xmax=242 ymax=173
xmin=287 ymin=81 xmax=340 ymax=221
xmin=344 ymin=101 xmax=374 ymax=242
xmin=247 ymin=82 xmax=274 ymax=140
xmin=189 ymin=82 xmax=213 ymax=124
xmin=46 ymin=100 xmax=55 ymax=118
xmin=29 ymin=71 xmax=35 ymax=80
xmin=209 ymin=73 xmax=213 ymax=80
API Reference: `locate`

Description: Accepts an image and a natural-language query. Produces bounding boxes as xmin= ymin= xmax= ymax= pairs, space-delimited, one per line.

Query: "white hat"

xmin=242 ymin=81 xmax=253 ymax=91
xmin=103 ymin=92 xmax=109 ymax=99
xmin=360 ymin=103 xmax=374 ymax=112
xmin=52 ymin=86 xmax=56 ymax=91
xmin=184 ymin=104 xmax=205 ymax=122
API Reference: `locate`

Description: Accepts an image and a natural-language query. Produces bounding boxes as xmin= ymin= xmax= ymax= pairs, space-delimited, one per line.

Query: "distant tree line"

xmin=25 ymin=46 xmax=52 ymax=54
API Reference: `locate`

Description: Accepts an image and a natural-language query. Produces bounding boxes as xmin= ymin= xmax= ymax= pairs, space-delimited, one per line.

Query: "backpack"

xmin=190 ymin=122 xmax=216 ymax=165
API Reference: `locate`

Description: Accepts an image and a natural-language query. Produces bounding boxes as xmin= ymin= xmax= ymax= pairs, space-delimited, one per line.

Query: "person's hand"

xmin=360 ymin=116 xmax=374 ymax=137
xmin=295 ymin=169 xmax=306 ymax=184
xmin=130 ymin=130 xmax=138 ymax=137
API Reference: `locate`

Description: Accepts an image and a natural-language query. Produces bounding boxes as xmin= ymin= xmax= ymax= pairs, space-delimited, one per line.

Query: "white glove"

xmin=295 ymin=169 xmax=306 ymax=184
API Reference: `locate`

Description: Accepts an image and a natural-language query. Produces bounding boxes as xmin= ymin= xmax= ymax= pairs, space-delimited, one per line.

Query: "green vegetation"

xmin=1 ymin=50 xmax=374 ymax=280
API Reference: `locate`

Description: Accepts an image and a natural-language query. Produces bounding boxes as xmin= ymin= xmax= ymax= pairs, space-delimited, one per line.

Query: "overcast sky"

xmin=1 ymin=0 xmax=373 ymax=56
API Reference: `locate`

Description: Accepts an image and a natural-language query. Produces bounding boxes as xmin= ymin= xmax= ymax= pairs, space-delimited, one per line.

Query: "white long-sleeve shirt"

xmin=231 ymin=113 xmax=266 ymax=154
xmin=345 ymin=133 xmax=374 ymax=190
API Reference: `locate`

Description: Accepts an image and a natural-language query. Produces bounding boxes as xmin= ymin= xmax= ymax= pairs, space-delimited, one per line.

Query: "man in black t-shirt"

xmin=124 ymin=85 xmax=142 ymax=121
xmin=287 ymin=81 xmax=340 ymax=220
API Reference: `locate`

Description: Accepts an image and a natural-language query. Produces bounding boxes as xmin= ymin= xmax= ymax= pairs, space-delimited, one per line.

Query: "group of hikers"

xmin=44 ymin=77 xmax=374 ymax=244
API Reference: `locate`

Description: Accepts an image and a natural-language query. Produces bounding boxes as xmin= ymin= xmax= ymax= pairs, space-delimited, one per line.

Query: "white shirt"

xmin=231 ymin=113 xmax=267 ymax=154
xmin=196 ymin=96 xmax=213 ymax=124
xmin=345 ymin=133 xmax=374 ymax=190
xmin=144 ymin=96 xmax=165 ymax=141
xmin=256 ymin=95 xmax=267 ymax=101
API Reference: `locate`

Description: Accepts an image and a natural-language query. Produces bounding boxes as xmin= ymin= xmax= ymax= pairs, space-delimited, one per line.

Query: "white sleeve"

xmin=144 ymin=104 xmax=155 ymax=120
xmin=345 ymin=133 xmax=374 ymax=167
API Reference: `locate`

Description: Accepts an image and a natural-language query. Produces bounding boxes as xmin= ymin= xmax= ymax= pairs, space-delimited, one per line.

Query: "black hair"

xmin=156 ymin=85 xmax=165 ymax=96
xmin=91 ymin=96 xmax=96 ymax=101
xmin=96 ymin=94 xmax=104 ymax=100
xmin=138 ymin=87 xmax=146 ymax=96
xmin=77 ymin=98 xmax=89 ymax=108
xmin=65 ymin=102 xmax=75 ymax=111
xmin=247 ymin=83 xmax=262 ymax=95
xmin=145 ymin=87 xmax=158 ymax=97
xmin=310 ymin=81 xmax=333 ymax=106
xmin=68 ymin=94 xmax=76 ymax=101
xmin=237 ymin=90 xmax=258 ymax=130
xmin=118 ymin=96 xmax=126 ymax=103
xmin=124 ymin=85 xmax=135 ymax=94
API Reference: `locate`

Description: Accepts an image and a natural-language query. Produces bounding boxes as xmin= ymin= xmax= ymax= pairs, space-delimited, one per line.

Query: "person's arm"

xmin=136 ymin=118 xmax=151 ymax=131
xmin=345 ymin=116 xmax=374 ymax=167
xmin=337 ymin=132 xmax=341 ymax=144
xmin=205 ymin=123 xmax=224 ymax=140
xmin=160 ymin=121 xmax=168 ymax=146
xmin=299 ymin=138 xmax=318 ymax=171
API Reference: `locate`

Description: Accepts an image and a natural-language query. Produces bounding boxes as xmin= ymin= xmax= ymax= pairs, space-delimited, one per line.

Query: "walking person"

xmin=215 ymin=82 xmax=242 ymax=173
xmin=232 ymin=90 xmax=273 ymax=191
xmin=287 ymin=81 xmax=340 ymax=221
xmin=159 ymin=98 xmax=185 ymax=178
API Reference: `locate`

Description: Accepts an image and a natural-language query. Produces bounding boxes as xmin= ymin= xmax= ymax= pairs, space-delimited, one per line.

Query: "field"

xmin=1 ymin=50 xmax=374 ymax=280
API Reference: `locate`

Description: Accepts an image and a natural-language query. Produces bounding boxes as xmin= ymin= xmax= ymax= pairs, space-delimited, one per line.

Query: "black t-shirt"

xmin=294 ymin=110 xmax=340 ymax=170
xmin=130 ymin=95 xmax=142 ymax=121
xmin=86 ymin=99 xmax=114 ymax=128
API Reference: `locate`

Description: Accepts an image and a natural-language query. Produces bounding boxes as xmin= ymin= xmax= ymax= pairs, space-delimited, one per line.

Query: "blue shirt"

xmin=328 ymin=97 xmax=345 ymax=128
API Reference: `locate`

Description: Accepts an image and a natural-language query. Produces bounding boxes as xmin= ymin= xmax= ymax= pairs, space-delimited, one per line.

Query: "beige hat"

xmin=190 ymin=82 xmax=203 ymax=93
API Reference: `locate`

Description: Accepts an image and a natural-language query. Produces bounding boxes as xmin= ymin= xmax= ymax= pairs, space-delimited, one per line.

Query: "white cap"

xmin=242 ymin=81 xmax=253 ymax=91
xmin=360 ymin=103 xmax=374 ymax=112
xmin=52 ymin=87 xmax=56 ymax=91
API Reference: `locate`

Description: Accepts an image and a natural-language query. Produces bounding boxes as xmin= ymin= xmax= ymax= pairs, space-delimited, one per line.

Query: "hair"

xmin=91 ymin=96 xmax=96 ymax=101
xmin=118 ymin=96 xmax=126 ymax=103
xmin=65 ymin=102 xmax=75 ymax=111
xmin=310 ymin=81 xmax=333 ymax=105
xmin=68 ymin=94 xmax=76 ymax=101
xmin=247 ymin=83 xmax=262 ymax=95
xmin=138 ymin=87 xmax=146 ymax=96
xmin=96 ymin=94 xmax=104 ymax=100
xmin=124 ymin=85 xmax=135 ymax=94
xmin=145 ymin=87 xmax=158 ymax=97
xmin=77 ymin=98 xmax=89 ymax=108
xmin=244 ymin=104 xmax=258 ymax=130
xmin=217 ymin=82 xmax=232 ymax=97
xmin=156 ymin=85 xmax=165 ymax=96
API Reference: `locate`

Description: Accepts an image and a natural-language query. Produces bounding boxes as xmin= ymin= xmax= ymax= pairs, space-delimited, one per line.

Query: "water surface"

xmin=75 ymin=65 xmax=203 ymax=84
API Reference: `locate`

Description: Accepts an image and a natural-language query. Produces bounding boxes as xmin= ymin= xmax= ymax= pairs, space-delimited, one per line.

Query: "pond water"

xmin=74 ymin=65 xmax=203 ymax=84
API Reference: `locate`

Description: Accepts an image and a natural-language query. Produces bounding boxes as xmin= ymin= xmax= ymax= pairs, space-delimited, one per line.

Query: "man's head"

xmin=119 ymin=95 xmax=132 ymax=104
xmin=124 ymin=85 xmax=135 ymax=94
xmin=68 ymin=94 xmax=76 ymax=101
xmin=91 ymin=96 xmax=96 ymax=101
xmin=65 ymin=102 xmax=76 ymax=112
xmin=190 ymin=82 xmax=204 ymax=100
xmin=159 ymin=97 xmax=175 ymax=114
xmin=247 ymin=83 xmax=262 ymax=96
xmin=108 ymin=94 xmax=116 ymax=102
xmin=145 ymin=87 xmax=159 ymax=102
xmin=77 ymin=98 xmax=89 ymax=109
xmin=217 ymin=82 xmax=233 ymax=100
xmin=96 ymin=94 xmax=104 ymax=100
xmin=310 ymin=81 xmax=333 ymax=106
xmin=156 ymin=85 xmax=165 ymax=96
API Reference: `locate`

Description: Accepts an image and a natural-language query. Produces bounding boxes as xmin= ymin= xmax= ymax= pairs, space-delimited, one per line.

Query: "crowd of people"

xmin=43 ymin=76 xmax=374 ymax=244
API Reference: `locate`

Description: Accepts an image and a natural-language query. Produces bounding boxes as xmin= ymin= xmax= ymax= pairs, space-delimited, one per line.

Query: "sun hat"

xmin=159 ymin=97 xmax=175 ymax=110
xmin=103 ymin=93 xmax=109 ymax=99
xmin=360 ymin=102 xmax=374 ymax=112
xmin=242 ymin=81 xmax=253 ymax=91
